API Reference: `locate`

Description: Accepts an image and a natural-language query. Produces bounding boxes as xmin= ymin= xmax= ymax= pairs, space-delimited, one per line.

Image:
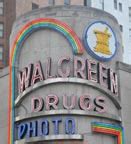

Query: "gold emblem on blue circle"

xmin=83 ymin=21 xmax=117 ymax=61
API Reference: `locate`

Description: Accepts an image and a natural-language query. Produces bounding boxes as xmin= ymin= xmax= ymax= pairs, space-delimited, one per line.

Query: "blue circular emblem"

xmin=83 ymin=21 xmax=117 ymax=61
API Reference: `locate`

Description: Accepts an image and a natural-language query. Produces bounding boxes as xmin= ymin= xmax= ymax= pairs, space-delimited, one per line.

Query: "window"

xmin=0 ymin=46 xmax=3 ymax=60
xmin=102 ymin=0 xmax=104 ymax=10
xmin=64 ymin=0 xmax=70 ymax=5
xmin=84 ymin=0 xmax=87 ymax=6
xmin=48 ymin=0 xmax=55 ymax=5
xmin=129 ymin=7 xmax=131 ymax=22
xmin=120 ymin=25 xmax=123 ymax=32
xmin=32 ymin=3 xmax=39 ymax=10
xmin=0 ymin=2 xmax=3 ymax=15
xmin=114 ymin=0 xmax=117 ymax=10
xmin=119 ymin=3 xmax=122 ymax=12
xmin=129 ymin=29 xmax=131 ymax=39
xmin=0 ymin=23 xmax=3 ymax=37
xmin=86 ymin=0 xmax=91 ymax=6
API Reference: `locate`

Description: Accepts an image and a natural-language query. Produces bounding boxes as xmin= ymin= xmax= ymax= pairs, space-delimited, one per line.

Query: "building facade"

xmin=15 ymin=0 xmax=84 ymax=18
xmin=129 ymin=0 xmax=131 ymax=60
xmin=0 ymin=0 xmax=15 ymax=68
xmin=0 ymin=0 xmax=131 ymax=69
xmin=14 ymin=0 xmax=131 ymax=64
xmin=86 ymin=0 xmax=131 ymax=64
xmin=0 ymin=5 xmax=131 ymax=144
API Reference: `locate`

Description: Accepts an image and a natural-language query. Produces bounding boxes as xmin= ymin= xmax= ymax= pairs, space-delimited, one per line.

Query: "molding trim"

xmin=15 ymin=134 xmax=83 ymax=144
xmin=117 ymin=61 xmax=131 ymax=73
xmin=15 ymin=110 xmax=121 ymax=122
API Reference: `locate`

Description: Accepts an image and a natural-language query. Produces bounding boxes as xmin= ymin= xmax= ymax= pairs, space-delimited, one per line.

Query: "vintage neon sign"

xmin=91 ymin=122 xmax=125 ymax=144
xmin=9 ymin=18 xmax=84 ymax=144
xmin=8 ymin=17 xmax=122 ymax=144
xmin=17 ymin=117 xmax=76 ymax=140
xmin=83 ymin=21 xmax=117 ymax=61
xmin=18 ymin=57 xmax=118 ymax=95
xmin=31 ymin=95 xmax=106 ymax=113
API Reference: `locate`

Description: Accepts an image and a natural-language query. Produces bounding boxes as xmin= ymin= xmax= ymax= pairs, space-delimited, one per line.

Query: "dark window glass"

xmin=32 ymin=3 xmax=39 ymax=10
xmin=129 ymin=7 xmax=131 ymax=22
xmin=86 ymin=0 xmax=91 ymax=6
xmin=0 ymin=23 xmax=3 ymax=37
xmin=0 ymin=45 xmax=3 ymax=60
xmin=84 ymin=0 xmax=87 ymax=6
xmin=48 ymin=0 xmax=55 ymax=5
xmin=114 ymin=0 xmax=117 ymax=10
xmin=120 ymin=25 xmax=123 ymax=32
xmin=129 ymin=29 xmax=131 ymax=38
xmin=119 ymin=3 xmax=122 ymax=12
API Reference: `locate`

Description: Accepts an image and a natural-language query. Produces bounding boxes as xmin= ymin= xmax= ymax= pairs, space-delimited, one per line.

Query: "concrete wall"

xmin=117 ymin=62 xmax=131 ymax=144
xmin=16 ymin=0 xmax=48 ymax=17
xmin=16 ymin=0 xmax=83 ymax=18
xmin=0 ymin=68 xmax=9 ymax=144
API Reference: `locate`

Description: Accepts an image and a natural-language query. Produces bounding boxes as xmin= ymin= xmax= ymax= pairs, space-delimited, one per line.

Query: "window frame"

xmin=48 ymin=0 xmax=55 ymax=5
xmin=0 ymin=1 xmax=4 ymax=15
xmin=0 ymin=22 xmax=4 ymax=38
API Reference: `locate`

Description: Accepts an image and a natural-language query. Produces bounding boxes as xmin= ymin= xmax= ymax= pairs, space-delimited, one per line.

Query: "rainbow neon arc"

xmin=91 ymin=122 xmax=125 ymax=144
xmin=11 ymin=18 xmax=84 ymax=65
xmin=8 ymin=18 xmax=84 ymax=144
